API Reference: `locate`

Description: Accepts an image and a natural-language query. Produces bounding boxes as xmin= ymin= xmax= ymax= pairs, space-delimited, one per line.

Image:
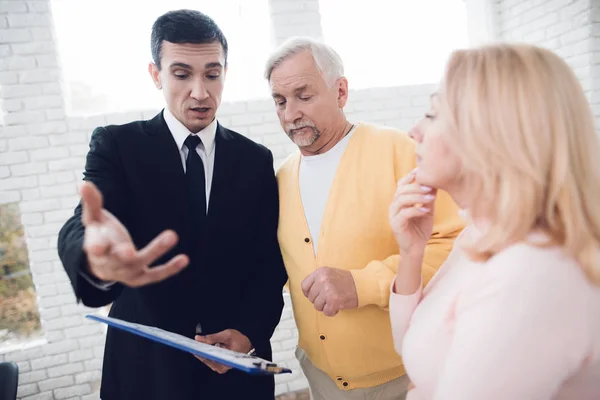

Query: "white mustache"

xmin=286 ymin=122 xmax=316 ymax=132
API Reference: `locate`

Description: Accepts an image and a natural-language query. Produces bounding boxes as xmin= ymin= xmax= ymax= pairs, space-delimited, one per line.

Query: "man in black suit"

xmin=57 ymin=9 xmax=287 ymax=400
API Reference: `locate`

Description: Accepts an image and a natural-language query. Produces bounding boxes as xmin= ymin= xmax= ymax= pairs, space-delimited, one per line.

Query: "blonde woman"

xmin=389 ymin=44 xmax=600 ymax=399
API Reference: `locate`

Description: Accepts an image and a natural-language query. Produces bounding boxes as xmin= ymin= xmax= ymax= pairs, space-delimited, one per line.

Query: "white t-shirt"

xmin=299 ymin=125 xmax=357 ymax=254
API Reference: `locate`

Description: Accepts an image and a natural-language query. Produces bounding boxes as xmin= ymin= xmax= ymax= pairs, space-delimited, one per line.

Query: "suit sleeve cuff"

xmin=79 ymin=270 xmax=116 ymax=291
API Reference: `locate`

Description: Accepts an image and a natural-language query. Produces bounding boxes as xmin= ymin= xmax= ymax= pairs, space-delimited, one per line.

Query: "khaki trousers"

xmin=296 ymin=347 xmax=409 ymax=400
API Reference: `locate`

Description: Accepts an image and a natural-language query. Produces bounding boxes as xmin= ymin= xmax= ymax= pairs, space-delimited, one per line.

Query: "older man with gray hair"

xmin=265 ymin=37 xmax=464 ymax=399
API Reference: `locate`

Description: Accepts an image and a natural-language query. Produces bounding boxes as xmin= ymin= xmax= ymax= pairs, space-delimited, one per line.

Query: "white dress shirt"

xmin=81 ymin=109 xmax=218 ymax=290
xmin=163 ymin=107 xmax=217 ymax=210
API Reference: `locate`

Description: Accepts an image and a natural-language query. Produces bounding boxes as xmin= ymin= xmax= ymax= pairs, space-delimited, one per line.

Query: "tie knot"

xmin=184 ymin=135 xmax=202 ymax=151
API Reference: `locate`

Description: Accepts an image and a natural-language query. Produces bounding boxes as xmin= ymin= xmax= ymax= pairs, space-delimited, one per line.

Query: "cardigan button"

xmin=336 ymin=376 xmax=343 ymax=381
xmin=304 ymin=237 xmax=310 ymax=243
xmin=342 ymin=381 xmax=349 ymax=387
xmin=319 ymin=334 xmax=326 ymax=340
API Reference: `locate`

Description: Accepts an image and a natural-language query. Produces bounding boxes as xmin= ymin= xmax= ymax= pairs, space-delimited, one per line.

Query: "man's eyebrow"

xmin=205 ymin=62 xmax=223 ymax=69
xmin=169 ymin=62 xmax=192 ymax=69
xmin=271 ymin=85 xmax=311 ymax=98
xmin=168 ymin=62 xmax=224 ymax=70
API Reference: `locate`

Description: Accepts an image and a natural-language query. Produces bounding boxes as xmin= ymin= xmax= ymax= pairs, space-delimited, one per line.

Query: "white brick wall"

xmin=1 ymin=0 xmax=598 ymax=399
xmin=495 ymin=0 xmax=600 ymax=128
xmin=464 ymin=0 xmax=499 ymax=45
xmin=269 ymin=0 xmax=323 ymax=45
xmin=0 ymin=1 xmax=102 ymax=399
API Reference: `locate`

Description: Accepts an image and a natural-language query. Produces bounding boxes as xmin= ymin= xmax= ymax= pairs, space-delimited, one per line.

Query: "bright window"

xmin=0 ymin=203 xmax=41 ymax=347
xmin=51 ymin=0 xmax=273 ymax=115
xmin=319 ymin=0 xmax=469 ymax=89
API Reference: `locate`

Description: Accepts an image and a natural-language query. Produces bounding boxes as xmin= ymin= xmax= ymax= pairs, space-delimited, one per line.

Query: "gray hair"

xmin=264 ymin=36 xmax=344 ymax=85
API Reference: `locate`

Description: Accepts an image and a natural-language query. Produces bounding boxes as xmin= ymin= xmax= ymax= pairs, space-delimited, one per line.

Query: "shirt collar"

xmin=163 ymin=108 xmax=217 ymax=156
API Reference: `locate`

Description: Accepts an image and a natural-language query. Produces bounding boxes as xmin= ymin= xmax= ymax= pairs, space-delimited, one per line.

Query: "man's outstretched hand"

xmin=81 ymin=181 xmax=189 ymax=287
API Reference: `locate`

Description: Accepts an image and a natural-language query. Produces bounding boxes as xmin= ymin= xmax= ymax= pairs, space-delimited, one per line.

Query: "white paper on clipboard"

xmin=86 ymin=314 xmax=292 ymax=375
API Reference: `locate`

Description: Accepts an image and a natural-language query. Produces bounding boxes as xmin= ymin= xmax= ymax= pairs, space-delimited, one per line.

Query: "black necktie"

xmin=183 ymin=135 xmax=207 ymax=226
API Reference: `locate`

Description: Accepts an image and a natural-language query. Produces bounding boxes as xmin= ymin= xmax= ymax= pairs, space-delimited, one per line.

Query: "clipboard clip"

xmin=253 ymin=361 xmax=288 ymax=374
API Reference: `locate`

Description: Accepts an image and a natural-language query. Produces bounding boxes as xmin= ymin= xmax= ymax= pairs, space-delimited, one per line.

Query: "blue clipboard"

xmin=86 ymin=314 xmax=292 ymax=375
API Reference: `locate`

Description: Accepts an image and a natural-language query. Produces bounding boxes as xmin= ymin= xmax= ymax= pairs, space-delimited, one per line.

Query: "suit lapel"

xmin=207 ymin=124 xmax=239 ymax=222
xmin=143 ymin=112 xmax=190 ymax=235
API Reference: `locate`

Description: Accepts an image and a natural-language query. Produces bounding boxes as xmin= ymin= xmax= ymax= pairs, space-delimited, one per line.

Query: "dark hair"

xmin=151 ymin=9 xmax=228 ymax=70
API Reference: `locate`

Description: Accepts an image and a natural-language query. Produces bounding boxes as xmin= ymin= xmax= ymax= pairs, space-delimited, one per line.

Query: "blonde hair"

xmin=440 ymin=43 xmax=600 ymax=285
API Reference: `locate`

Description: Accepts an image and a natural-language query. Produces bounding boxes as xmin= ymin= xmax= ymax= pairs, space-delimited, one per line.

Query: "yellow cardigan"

xmin=276 ymin=123 xmax=465 ymax=390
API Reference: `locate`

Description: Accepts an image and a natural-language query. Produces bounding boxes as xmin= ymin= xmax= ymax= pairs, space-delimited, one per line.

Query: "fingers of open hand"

xmin=80 ymin=182 xmax=104 ymax=226
xmin=83 ymin=224 xmax=112 ymax=257
xmin=137 ymin=230 xmax=179 ymax=265
xmin=83 ymin=206 xmax=132 ymax=263
xmin=95 ymin=252 xmax=187 ymax=288
xmin=125 ymin=254 xmax=189 ymax=287
xmin=108 ymin=230 xmax=183 ymax=268
xmin=84 ymin=231 xmax=133 ymax=278
xmin=85 ymin=227 xmax=188 ymax=286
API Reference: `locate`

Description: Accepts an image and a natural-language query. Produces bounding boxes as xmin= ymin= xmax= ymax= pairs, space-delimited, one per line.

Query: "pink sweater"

xmin=390 ymin=227 xmax=600 ymax=399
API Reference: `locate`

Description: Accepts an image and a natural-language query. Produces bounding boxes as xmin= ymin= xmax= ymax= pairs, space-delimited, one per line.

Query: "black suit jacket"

xmin=58 ymin=112 xmax=287 ymax=400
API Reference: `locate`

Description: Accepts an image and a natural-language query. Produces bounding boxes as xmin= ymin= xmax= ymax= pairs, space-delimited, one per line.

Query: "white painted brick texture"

xmin=496 ymin=0 xmax=600 ymax=132
xmin=0 ymin=1 xmax=108 ymax=399
xmin=269 ymin=0 xmax=323 ymax=44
